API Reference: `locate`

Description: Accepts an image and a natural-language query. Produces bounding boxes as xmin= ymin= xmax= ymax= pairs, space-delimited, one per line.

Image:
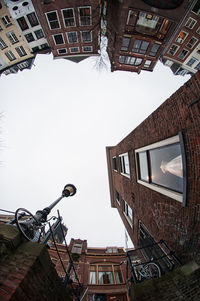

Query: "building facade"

xmin=106 ymin=0 xmax=189 ymax=73
xmin=161 ymin=0 xmax=200 ymax=75
xmin=106 ymin=71 xmax=200 ymax=263
xmin=33 ymin=0 xmax=100 ymax=62
xmin=49 ymin=238 xmax=128 ymax=301
xmin=0 ymin=0 xmax=35 ymax=75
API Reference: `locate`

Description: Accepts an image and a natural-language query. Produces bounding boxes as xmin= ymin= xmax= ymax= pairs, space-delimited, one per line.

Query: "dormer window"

xmin=72 ymin=243 xmax=82 ymax=254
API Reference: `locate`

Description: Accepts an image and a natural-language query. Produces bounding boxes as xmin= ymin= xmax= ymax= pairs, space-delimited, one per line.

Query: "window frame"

xmin=185 ymin=17 xmax=197 ymax=29
xmin=57 ymin=48 xmax=67 ymax=55
xmin=6 ymin=31 xmax=19 ymax=44
xmin=52 ymin=33 xmax=64 ymax=45
xmin=67 ymin=31 xmax=78 ymax=44
xmin=78 ymin=6 xmax=92 ymax=26
xmin=82 ymin=45 xmax=93 ymax=52
xmin=0 ymin=37 xmax=7 ymax=50
xmin=122 ymin=199 xmax=133 ymax=227
xmin=61 ymin=8 xmax=76 ymax=27
xmin=45 ymin=10 xmax=61 ymax=30
xmin=178 ymin=48 xmax=189 ymax=60
xmin=186 ymin=36 xmax=198 ymax=49
xmin=135 ymin=133 xmax=187 ymax=205
xmin=191 ymin=0 xmax=200 ymax=15
xmin=81 ymin=31 xmax=92 ymax=43
xmin=5 ymin=50 xmax=16 ymax=61
xmin=25 ymin=32 xmax=35 ymax=43
xmin=69 ymin=47 xmax=79 ymax=53
xmin=89 ymin=265 xmax=123 ymax=285
xmin=15 ymin=45 xmax=27 ymax=57
xmin=175 ymin=31 xmax=188 ymax=44
xmin=119 ymin=152 xmax=130 ymax=178
xmin=168 ymin=44 xmax=179 ymax=56
xmin=27 ymin=12 xmax=39 ymax=27
xmin=2 ymin=15 xmax=12 ymax=27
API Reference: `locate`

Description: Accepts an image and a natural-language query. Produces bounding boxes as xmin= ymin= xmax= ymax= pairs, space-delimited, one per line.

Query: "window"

xmin=106 ymin=248 xmax=118 ymax=253
xmin=132 ymin=39 xmax=149 ymax=54
xmin=127 ymin=10 xmax=137 ymax=26
xmin=186 ymin=36 xmax=198 ymax=49
xmin=34 ymin=29 xmax=44 ymax=39
xmin=5 ymin=50 xmax=16 ymax=61
xmin=136 ymin=12 xmax=160 ymax=35
xmin=25 ymin=32 xmax=35 ymax=43
xmin=178 ymin=49 xmax=189 ymax=60
xmin=123 ymin=200 xmax=133 ymax=226
xmin=89 ymin=265 xmax=123 ymax=285
xmin=15 ymin=46 xmax=27 ymax=57
xmin=143 ymin=60 xmax=152 ymax=68
xmin=82 ymin=46 xmax=92 ymax=52
xmin=27 ymin=12 xmax=39 ymax=27
xmin=119 ymin=153 xmax=130 ymax=177
xmin=32 ymin=46 xmax=39 ymax=52
xmin=81 ymin=31 xmax=92 ymax=42
xmin=112 ymin=157 xmax=117 ymax=171
xmin=176 ymin=31 xmax=188 ymax=43
xmin=79 ymin=7 xmax=91 ymax=26
xmin=0 ymin=37 xmax=7 ymax=50
xmin=67 ymin=32 xmax=78 ymax=43
xmin=0 ymin=25 xmax=2 ymax=31
xmin=17 ymin=17 xmax=29 ymax=31
xmin=135 ymin=134 xmax=186 ymax=203
xmin=185 ymin=17 xmax=197 ymax=29
xmin=121 ymin=37 xmax=130 ymax=51
xmin=195 ymin=62 xmax=200 ymax=70
xmin=119 ymin=56 xmax=142 ymax=66
xmin=46 ymin=11 xmax=60 ymax=29
xmin=149 ymin=43 xmax=160 ymax=56
xmin=115 ymin=190 xmax=120 ymax=205
xmin=70 ymin=47 xmax=79 ymax=53
xmin=168 ymin=44 xmax=179 ymax=55
xmin=58 ymin=48 xmax=67 ymax=55
xmin=53 ymin=33 xmax=64 ymax=45
xmin=186 ymin=57 xmax=197 ymax=67
xmin=197 ymin=27 xmax=200 ymax=35
xmin=6 ymin=31 xmax=19 ymax=44
xmin=72 ymin=243 xmax=82 ymax=254
xmin=191 ymin=0 xmax=200 ymax=15
xmin=62 ymin=8 xmax=75 ymax=27
xmin=2 ymin=15 xmax=12 ymax=27
xmin=41 ymin=43 xmax=48 ymax=49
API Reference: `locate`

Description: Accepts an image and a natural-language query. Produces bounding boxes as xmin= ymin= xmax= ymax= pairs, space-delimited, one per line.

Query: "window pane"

xmin=89 ymin=272 xmax=96 ymax=284
xmin=121 ymin=37 xmax=130 ymax=51
xmin=54 ymin=34 xmax=64 ymax=45
xmin=149 ymin=143 xmax=183 ymax=193
xmin=17 ymin=17 xmax=29 ymax=30
xmin=115 ymin=271 xmax=123 ymax=284
xmin=27 ymin=12 xmax=39 ymax=27
xmin=35 ymin=29 xmax=44 ymax=39
xmin=63 ymin=9 xmax=75 ymax=27
xmin=25 ymin=32 xmax=35 ymax=42
xmin=47 ymin=11 xmax=59 ymax=29
xmin=98 ymin=271 xmax=113 ymax=284
xmin=138 ymin=152 xmax=149 ymax=181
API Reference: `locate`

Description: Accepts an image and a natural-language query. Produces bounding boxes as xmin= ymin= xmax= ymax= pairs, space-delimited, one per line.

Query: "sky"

xmin=0 ymin=53 xmax=190 ymax=248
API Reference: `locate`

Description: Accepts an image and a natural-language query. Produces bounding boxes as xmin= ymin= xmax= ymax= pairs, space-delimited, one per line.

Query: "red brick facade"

xmin=48 ymin=238 xmax=129 ymax=301
xmin=106 ymin=71 xmax=200 ymax=263
xmin=33 ymin=0 xmax=100 ymax=62
xmin=106 ymin=0 xmax=189 ymax=73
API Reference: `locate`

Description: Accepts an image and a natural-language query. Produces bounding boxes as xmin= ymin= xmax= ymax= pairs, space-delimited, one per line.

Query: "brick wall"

xmin=0 ymin=224 xmax=72 ymax=301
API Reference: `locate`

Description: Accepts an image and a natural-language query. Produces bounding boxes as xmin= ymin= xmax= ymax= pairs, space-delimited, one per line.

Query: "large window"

xmin=67 ymin=32 xmax=78 ymax=43
xmin=119 ymin=56 xmax=142 ymax=66
xmin=119 ymin=153 xmax=130 ymax=177
xmin=89 ymin=265 xmax=123 ymax=285
xmin=17 ymin=17 xmax=29 ymax=31
xmin=135 ymin=134 xmax=186 ymax=203
xmin=62 ymin=8 xmax=75 ymax=27
xmin=46 ymin=11 xmax=60 ymax=29
xmin=136 ymin=12 xmax=160 ymax=35
xmin=27 ymin=12 xmax=39 ymax=27
xmin=132 ymin=39 xmax=149 ymax=54
xmin=78 ymin=7 xmax=91 ymax=26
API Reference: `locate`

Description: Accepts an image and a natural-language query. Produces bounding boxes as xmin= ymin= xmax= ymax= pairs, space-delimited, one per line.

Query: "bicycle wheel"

xmin=143 ymin=262 xmax=161 ymax=279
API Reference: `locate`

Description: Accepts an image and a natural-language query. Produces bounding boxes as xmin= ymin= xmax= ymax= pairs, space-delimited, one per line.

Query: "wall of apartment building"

xmin=33 ymin=0 xmax=100 ymax=60
xmin=106 ymin=0 xmax=189 ymax=73
xmin=106 ymin=71 xmax=200 ymax=263
xmin=48 ymin=238 xmax=129 ymax=301
xmin=0 ymin=1 xmax=34 ymax=69
xmin=162 ymin=0 xmax=200 ymax=72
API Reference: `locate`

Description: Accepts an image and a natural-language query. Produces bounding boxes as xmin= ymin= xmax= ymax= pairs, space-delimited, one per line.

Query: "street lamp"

xmin=13 ymin=184 xmax=77 ymax=242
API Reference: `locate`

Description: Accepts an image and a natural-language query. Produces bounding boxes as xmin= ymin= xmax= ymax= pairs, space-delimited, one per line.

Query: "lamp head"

xmin=62 ymin=184 xmax=77 ymax=197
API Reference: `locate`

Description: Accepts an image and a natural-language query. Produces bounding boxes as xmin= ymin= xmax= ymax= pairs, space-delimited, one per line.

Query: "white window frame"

xmin=61 ymin=8 xmax=76 ymax=28
xmin=81 ymin=31 xmax=92 ymax=43
xmin=186 ymin=36 xmax=198 ymax=49
xmin=191 ymin=0 xmax=200 ymax=15
xmin=135 ymin=135 xmax=183 ymax=203
xmin=82 ymin=46 xmax=93 ymax=52
xmin=196 ymin=26 xmax=200 ymax=35
xmin=45 ymin=10 xmax=61 ymax=30
xmin=115 ymin=190 xmax=120 ymax=206
xmin=0 ymin=37 xmax=7 ymax=50
xmin=15 ymin=46 xmax=27 ymax=57
xmin=57 ymin=48 xmax=67 ymax=55
xmin=66 ymin=31 xmax=78 ymax=44
xmin=178 ymin=48 xmax=189 ymax=60
xmin=2 ymin=15 xmax=12 ymax=27
xmin=167 ymin=44 xmax=179 ymax=56
xmin=78 ymin=6 xmax=92 ymax=26
xmin=5 ymin=50 xmax=16 ymax=61
xmin=112 ymin=156 xmax=118 ymax=172
xmin=52 ymin=33 xmax=64 ymax=45
xmin=69 ymin=47 xmax=80 ymax=53
xmin=119 ymin=152 xmax=130 ymax=178
xmin=175 ymin=31 xmax=188 ymax=44
xmin=123 ymin=199 xmax=133 ymax=227
xmin=185 ymin=17 xmax=197 ymax=29
xmin=6 ymin=31 xmax=19 ymax=44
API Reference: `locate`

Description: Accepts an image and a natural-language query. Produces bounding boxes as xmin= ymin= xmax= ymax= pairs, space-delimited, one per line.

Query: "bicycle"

xmin=135 ymin=262 xmax=161 ymax=281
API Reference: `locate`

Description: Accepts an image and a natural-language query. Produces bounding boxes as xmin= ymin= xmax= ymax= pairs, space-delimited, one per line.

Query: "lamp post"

xmin=14 ymin=184 xmax=76 ymax=242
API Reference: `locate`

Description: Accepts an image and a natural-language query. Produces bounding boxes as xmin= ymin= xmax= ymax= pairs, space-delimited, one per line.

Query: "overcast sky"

xmin=0 ymin=53 xmax=189 ymax=248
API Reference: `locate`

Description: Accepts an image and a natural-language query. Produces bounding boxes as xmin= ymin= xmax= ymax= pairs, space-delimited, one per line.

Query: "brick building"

xmin=106 ymin=0 xmax=190 ymax=73
xmin=161 ymin=0 xmax=200 ymax=75
xmin=33 ymin=0 xmax=100 ymax=62
xmin=48 ymin=238 xmax=129 ymax=301
xmin=106 ymin=71 xmax=200 ymax=264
